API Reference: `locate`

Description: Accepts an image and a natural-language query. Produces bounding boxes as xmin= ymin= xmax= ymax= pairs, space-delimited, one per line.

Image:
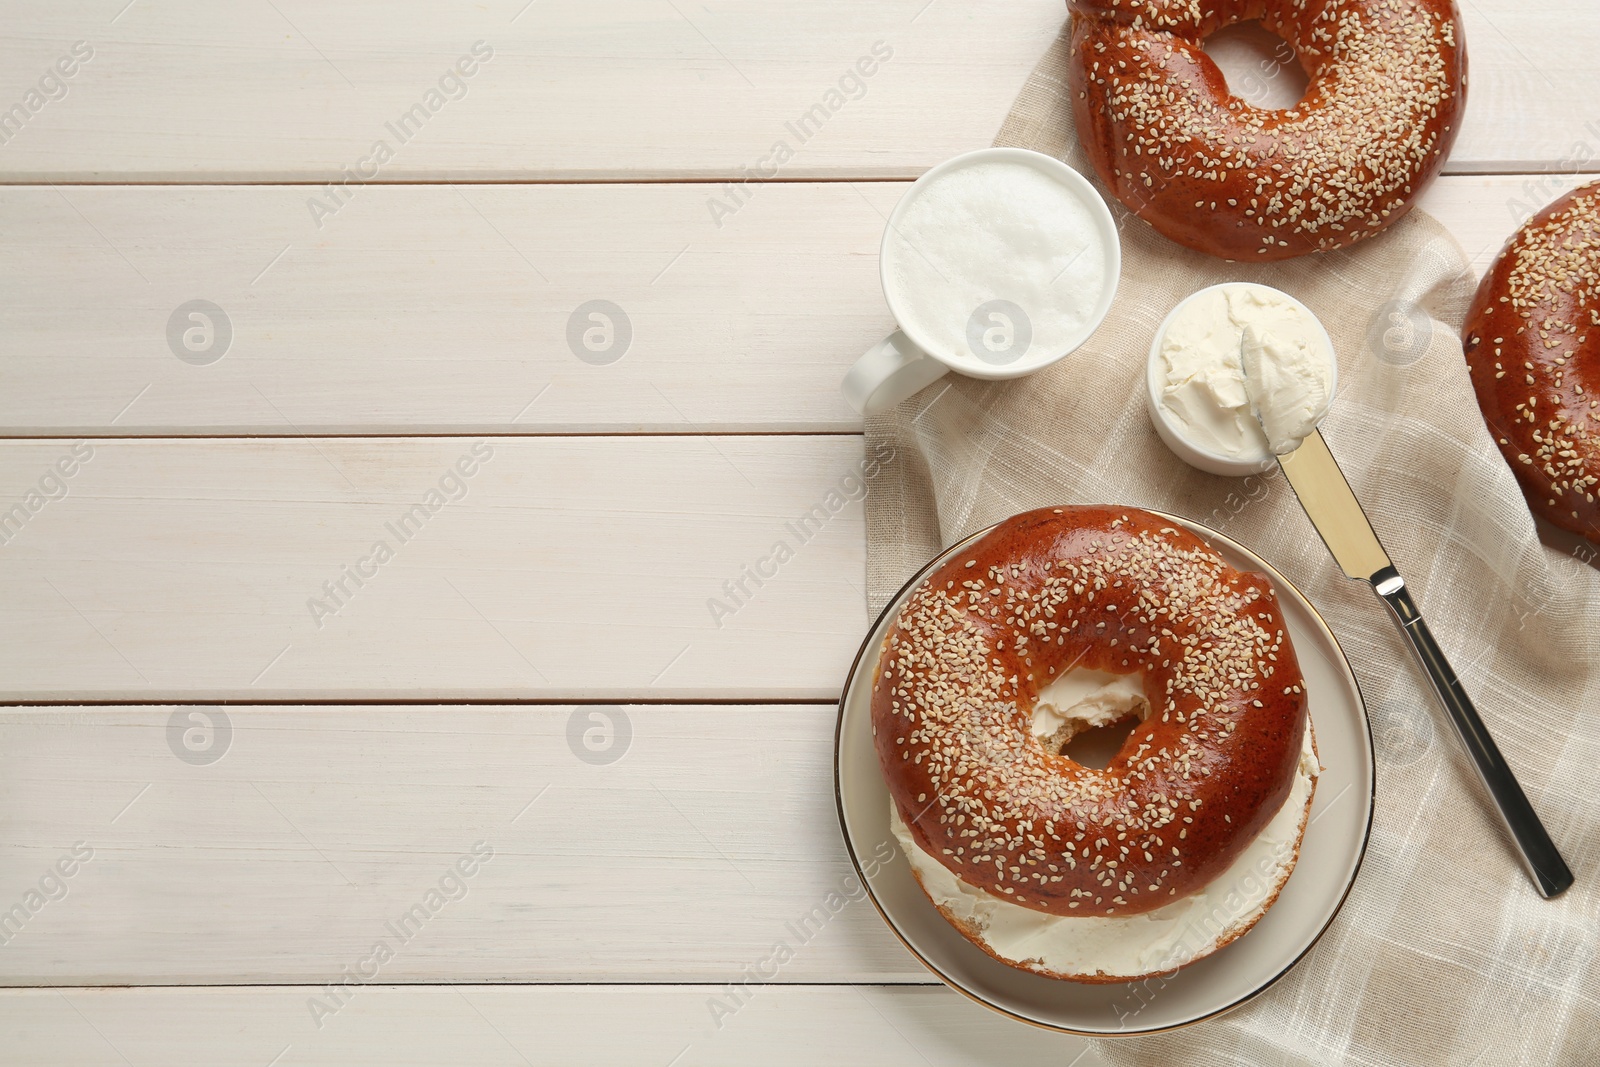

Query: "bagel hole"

xmin=1033 ymin=667 xmax=1148 ymax=767
xmin=1203 ymin=21 xmax=1309 ymax=110
xmin=1061 ymin=715 xmax=1140 ymax=770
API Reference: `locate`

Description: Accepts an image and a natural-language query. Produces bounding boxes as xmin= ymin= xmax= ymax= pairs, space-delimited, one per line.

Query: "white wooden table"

xmin=0 ymin=2 xmax=1593 ymax=1063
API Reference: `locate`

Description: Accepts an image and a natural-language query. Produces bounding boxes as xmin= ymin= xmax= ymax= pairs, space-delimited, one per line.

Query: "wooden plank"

xmin=0 ymin=985 xmax=1101 ymax=1066
xmin=0 ymin=0 xmax=1062 ymax=183
xmin=0 ymin=437 xmax=875 ymax=702
xmin=0 ymin=1 xmax=1592 ymax=181
xmin=1414 ymin=172 xmax=1599 ymax=272
xmin=1446 ymin=3 xmax=1600 ymax=174
xmin=0 ymin=181 xmax=898 ymax=435
xmin=0 ymin=705 xmax=923 ymax=984
xmin=4 ymin=175 xmax=1595 ymax=437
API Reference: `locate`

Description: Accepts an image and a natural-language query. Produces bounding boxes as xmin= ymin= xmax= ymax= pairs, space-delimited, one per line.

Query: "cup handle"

xmin=841 ymin=331 xmax=949 ymax=415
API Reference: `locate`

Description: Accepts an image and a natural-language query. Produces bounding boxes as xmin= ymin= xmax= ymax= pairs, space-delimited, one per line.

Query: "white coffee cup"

xmin=841 ymin=147 xmax=1121 ymax=415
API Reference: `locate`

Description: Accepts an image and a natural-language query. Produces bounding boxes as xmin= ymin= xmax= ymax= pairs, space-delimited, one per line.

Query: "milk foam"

xmin=883 ymin=159 xmax=1109 ymax=369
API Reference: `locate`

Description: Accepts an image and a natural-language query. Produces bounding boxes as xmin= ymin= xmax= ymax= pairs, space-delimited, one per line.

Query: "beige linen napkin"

xmin=863 ymin=25 xmax=1599 ymax=1067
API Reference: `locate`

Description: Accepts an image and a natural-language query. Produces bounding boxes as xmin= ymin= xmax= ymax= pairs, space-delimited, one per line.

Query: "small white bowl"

xmin=1145 ymin=282 xmax=1338 ymax=478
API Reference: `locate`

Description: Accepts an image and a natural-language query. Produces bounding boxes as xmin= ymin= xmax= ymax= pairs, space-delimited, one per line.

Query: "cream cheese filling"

xmin=1030 ymin=668 xmax=1148 ymax=748
xmin=892 ymin=714 xmax=1318 ymax=979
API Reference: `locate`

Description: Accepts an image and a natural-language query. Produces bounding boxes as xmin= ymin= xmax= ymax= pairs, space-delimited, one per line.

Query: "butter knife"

xmin=1277 ymin=429 xmax=1573 ymax=898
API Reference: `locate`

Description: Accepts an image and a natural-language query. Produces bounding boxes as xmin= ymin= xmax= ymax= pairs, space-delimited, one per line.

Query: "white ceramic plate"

xmin=834 ymin=509 xmax=1374 ymax=1036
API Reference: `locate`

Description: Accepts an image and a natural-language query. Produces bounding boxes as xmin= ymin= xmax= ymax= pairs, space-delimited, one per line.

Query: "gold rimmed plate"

xmin=834 ymin=508 xmax=1374 ymax=1036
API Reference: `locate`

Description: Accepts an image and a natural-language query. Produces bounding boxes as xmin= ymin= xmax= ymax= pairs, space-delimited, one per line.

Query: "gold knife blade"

xmin=1275 ymin=429 xmax=1392 ymax=583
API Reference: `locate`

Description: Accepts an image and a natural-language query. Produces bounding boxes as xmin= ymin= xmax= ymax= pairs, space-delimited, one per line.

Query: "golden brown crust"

xmin=1067 ymin=0 xmax=1467 ymax=261
xmin=1463 ymin=182 xmax=1600 ymax=542
xmin=872 ymin=506 xmax=1309 ymax=920
xmin=909 ymin=724 xmax=1318 ymax=984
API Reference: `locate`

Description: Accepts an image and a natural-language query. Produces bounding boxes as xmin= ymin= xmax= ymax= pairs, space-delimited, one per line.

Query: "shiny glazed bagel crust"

xmin=1068 ymin=0 xmax=1467 ymax=260
xmin=872 ymin=506 xmax=1308 ymax=918
xmin=1464 ymin=182 xmax=1600 ymax=542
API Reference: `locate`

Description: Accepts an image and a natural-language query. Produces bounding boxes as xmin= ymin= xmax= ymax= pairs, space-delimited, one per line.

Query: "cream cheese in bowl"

xmin=1147 ymin=283 xmax=1338 ymax=476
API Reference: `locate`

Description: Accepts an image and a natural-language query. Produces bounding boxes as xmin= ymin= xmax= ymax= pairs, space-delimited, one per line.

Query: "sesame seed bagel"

xmin=1067 ymin=0 xmax=1467 ymax=260
xmin=1464 ymin=183 xmax=1600 ymax=542
xmin=872 ymin=506 xmax=1310 ymax=933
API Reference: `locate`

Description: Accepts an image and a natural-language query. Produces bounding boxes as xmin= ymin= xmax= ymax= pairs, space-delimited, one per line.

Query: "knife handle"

xmin=1371 ymin=567 xmax=1574 ymax=898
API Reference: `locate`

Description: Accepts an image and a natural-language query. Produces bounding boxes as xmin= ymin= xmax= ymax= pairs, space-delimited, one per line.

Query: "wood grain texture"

xmin=0 ymin=0 xmax=1062 ymax=182
xmin=0 ymin=437 xmax=875 ymax=702
xmin=1414 ymin=172 xmax=1600 ymax=271
xmin=0 ymin=181 xmax=898 ymax=435
xmin=0 ymin=1 xmax=1593 ymax=181
xmin=3 ymin=175 xmax=1595 ymax=437
xmin=0 ymin=705 xmax=922 ymax=984
xmin=0 ymin=985 xmax=1101 ymax=1066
